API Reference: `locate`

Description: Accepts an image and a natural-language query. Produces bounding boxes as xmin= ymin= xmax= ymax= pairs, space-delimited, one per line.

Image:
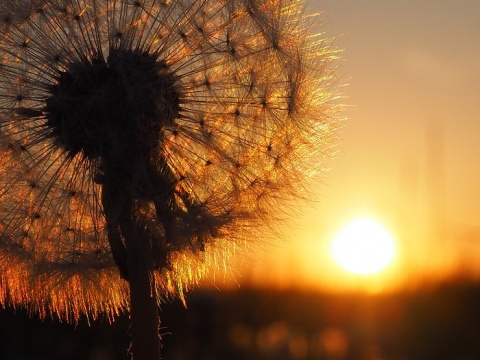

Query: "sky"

xmin=216 ymin=0 xmax=480 ymax=292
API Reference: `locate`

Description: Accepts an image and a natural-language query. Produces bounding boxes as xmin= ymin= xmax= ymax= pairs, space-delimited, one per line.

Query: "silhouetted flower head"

xmin=0 ymin=0 xmax=338 ymax=321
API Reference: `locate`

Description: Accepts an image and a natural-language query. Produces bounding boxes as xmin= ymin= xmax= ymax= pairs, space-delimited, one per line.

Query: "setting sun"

xmin=330 ymin=217 xmax=396 ymax=275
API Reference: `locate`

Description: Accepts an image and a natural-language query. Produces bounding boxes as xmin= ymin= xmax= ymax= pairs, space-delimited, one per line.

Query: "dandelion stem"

xmin=127 ymin=243 xmax=161 ymax=360
xmin=101 ymin=162 xmax=161 ymax=359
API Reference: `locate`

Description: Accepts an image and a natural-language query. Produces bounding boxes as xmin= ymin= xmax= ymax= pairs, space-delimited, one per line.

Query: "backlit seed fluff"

xmin=0 ymin=0 xmax=339 ymax=321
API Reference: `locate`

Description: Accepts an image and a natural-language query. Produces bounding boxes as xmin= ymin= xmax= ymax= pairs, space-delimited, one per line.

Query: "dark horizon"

xmin=2 ymin=279 xmax=480 ymax=359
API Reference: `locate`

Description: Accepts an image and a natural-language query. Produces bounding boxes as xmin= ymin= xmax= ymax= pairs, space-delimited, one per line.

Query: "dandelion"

xmin=0 ymin=0 xmax=338 ymax=358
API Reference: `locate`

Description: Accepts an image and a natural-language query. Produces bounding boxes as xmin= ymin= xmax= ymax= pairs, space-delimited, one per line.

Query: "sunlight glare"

xmin=330 ymin=217 xmax=396 ymax=275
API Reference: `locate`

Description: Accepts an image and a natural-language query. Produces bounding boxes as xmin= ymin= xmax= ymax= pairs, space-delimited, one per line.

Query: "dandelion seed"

xmin=0 ymin=0 xmax=339 ymax=358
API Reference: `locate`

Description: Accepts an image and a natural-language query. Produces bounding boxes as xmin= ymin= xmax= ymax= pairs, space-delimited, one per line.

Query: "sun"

xmin=330 ymin=217 xmax=396 ymax=275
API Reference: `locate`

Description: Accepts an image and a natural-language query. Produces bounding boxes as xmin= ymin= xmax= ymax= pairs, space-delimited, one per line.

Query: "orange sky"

xmin=205 ymin=1 xmax=480 ymax=293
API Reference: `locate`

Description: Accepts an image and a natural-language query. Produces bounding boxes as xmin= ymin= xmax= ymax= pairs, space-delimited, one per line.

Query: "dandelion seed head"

xmin=0 ymin=0 xmax=340 ymax=321
xmin=45 ymin=49 xmax=180 ymax=160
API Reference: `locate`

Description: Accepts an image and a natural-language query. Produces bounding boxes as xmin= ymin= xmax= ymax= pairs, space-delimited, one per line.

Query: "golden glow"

xmin=330 ymin=217 xmax=396 ymax=275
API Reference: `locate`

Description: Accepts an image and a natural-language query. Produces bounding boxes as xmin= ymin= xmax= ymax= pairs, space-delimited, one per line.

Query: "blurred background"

xmin=239 ymin=0 xmax=480 ymax=293
xmin=2 ymin=0 xmax=480 ymax=359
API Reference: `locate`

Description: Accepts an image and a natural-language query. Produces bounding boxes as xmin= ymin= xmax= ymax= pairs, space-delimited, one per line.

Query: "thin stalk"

xmin=127 ymin=260 xmax=161 ymax=360
xmin=122 ymin=210 xmax=161 ymax=360
xmin=102 ymin=174 xmax=161 ymax=360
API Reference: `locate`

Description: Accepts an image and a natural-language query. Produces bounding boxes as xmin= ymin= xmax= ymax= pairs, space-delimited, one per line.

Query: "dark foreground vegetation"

xmin=1 ymin=280 xmax=480 ymax=359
